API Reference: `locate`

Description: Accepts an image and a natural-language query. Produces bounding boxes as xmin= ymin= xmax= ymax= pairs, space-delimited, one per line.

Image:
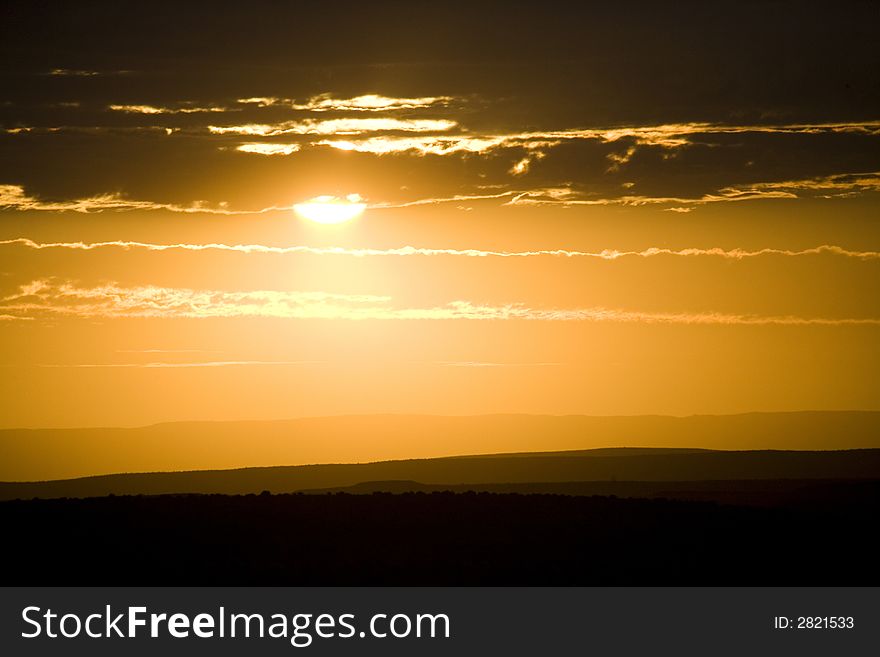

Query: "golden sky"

xmin=1 ymin=2 xmax=879 ymax=429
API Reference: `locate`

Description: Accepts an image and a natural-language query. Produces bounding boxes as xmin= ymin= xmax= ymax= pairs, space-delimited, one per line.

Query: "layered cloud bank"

xmin=3 ymin=82 xmax=880 ymax=213
xmin=3 ymin=171 xmax=879 ymax=216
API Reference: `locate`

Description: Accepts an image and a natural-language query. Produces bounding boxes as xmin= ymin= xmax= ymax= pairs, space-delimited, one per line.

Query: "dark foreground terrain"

xmin=2 ymin=482 xmax=878 ymax=585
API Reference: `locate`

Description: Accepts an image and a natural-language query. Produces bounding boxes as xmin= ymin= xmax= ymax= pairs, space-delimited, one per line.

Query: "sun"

xmin=294 ymin=194 xmax=366 ymax=224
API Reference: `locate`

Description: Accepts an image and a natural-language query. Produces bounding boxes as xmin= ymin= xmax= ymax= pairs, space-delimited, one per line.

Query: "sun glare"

xmin=294 ymin=194 xmax=367 ymax=224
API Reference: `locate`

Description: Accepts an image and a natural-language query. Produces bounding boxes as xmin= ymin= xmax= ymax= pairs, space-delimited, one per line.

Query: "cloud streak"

xmin=0 ymin=185 xmax=292 ymax=215
xmin=290 ymin=94 xmax=453 ymax=112
xmin=504 ymin=172 xmax=880 ymax=208
xmin=2 ymin=280 xmax=878 ymax=326
xmin=302 ymin=120 xmax=880 ymax=156
xmin=3 ymin=238 xmax=880 ymax=261
xmin=109 ymin=104 xmax=230 ymax=114
xmin=2 ymin=171 xmax=878 ymax=217
xmin=49 ymin=68 xmax=129 ymax=77
xmin=234 ymin=142 xmax=301 ymax=155
xmin=209 ymin=118 xmax=456 ymax=137
xmin=1 ymin=280 xmax=391 ymax=320
xmin=317 ymin=135 xmax=516 ymax=155
xmin=236 ymin=94 xmax=453 ymax=111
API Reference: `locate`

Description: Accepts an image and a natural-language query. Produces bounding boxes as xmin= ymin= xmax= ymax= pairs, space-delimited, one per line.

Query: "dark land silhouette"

xmin=2 ymin=485 xmax=878 ymax=585
xmin=2 ymin=412 xmax=878 ymax=584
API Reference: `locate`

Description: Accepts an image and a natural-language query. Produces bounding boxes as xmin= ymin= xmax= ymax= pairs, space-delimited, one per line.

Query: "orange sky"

xmin=1 ymin=2 xmax=879 ymax=430
xmin=2 ymin=194 xmax=878 ymax=428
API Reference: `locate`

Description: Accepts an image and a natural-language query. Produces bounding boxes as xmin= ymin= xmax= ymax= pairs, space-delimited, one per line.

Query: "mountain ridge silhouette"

xmin=3 ymin=410 xmax=879 ymax=483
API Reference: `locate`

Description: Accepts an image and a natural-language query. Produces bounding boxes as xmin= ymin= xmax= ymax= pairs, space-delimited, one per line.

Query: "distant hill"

xmin=2 ymin=411 xmax=879 ymax=481
xmin=2 ymin=446 xmax=879 ymax=500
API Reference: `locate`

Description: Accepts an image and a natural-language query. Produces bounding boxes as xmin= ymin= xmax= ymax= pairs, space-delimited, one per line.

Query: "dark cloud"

xmin=0 ymin=0 xmax=878 ymax=211
xmin=2 ymin=1 xmax=879 ymax=121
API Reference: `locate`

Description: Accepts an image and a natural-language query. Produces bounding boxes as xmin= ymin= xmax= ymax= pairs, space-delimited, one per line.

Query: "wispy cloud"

xmin=293 ymin=94 xmax=452 ymax=112
xmin=4 ymin=237 xmax=880 ymax=261
xmin=109 ymin=104 xmax=230 ymax=114
xmin=0 ymin=185 xmax=291 ymax=215
xmin=297 ymin=94 xmax=453 ymax=112
xmin=504 ymin=187 xmax=794 ymax=208
xmin=209 ymin=118 xmax=456 ymax=137
xmin=237 ymin=94 xmax=453 ymax=111
xmin=712 ymin=172 xmax=880 ymax=199
xmin=372 ymin=190 xmax=528 ymax=208
xmin=2 ymin=171 xmax=878 ymax=217
xmin=505 ymin=172 xmax=880 ymax=208
xmin=1 ymin=280 xmax=392 ymax=320
xmin=605 ymin=145 xmax=637 ymax=173
xmin=234 ymin=142 xmax=301 ymax=155
xmin=4 ymin=127 xmax=63 ymax=135
xmin=48 ymin=68 xmax=130 ymax=77
xmin=48 ymin=68 xmax=100 ymax=77
xmin=301 ymin=121 xmax=880 ymax=157
xmin=4 ymin=126 xmax=177 ymax=136
xmin=565 ymin=120 xmax=880 ymax=146
xmin=509 ymin=152 xmax=545 ymax=176
xmin=235 ymin=97 xmax=284 ymax=107
xmin=317 ymin=135 xmax=521 ymax=155
xmin=2 ymin=280 xmax=878 ymax=326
